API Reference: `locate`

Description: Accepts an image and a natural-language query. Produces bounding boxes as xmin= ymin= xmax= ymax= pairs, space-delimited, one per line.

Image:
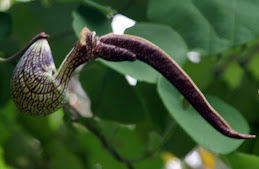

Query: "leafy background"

xmin=1 ymin=0 xmax=259 ymax=169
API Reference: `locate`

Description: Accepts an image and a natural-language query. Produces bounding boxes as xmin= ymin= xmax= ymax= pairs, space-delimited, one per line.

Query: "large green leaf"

xmin=72 ymin=1 xmax=114 ymax=37
xmin=221 ymin=153 xmax=259 ymax=169
xmin=148 ymin=0 xmax=259 ymax=56
xmin=157 ymin=76 xmax=250 ymax=154
xmin=9 ymin=1 xmax=78 ymax=66
xmin=102 ymin=23 xmax=188 ymax=83
xmin=93 ymin=0 xmax=149 ymax=21
xmin=80 ymin=61 xmax=145 ymax=123
xmin=0 ymin=12 xmax=11 ymax=40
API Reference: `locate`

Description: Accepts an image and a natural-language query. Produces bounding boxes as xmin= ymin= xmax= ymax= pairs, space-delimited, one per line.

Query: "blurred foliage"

xmin=1 ymin=0 xmax=259 ymax=169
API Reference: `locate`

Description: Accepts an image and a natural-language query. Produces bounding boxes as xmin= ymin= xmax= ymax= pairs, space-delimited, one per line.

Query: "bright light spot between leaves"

xmin=184 ymin=149 xmax=202 ymax=168
xmin=0 ymin=0 xmax=10 ymax=11
xmin=125 ymin=75 xmax=137 ymax=86
xmin=187 ymin=51 xmax=201 ymax=63
xmin=165 ymin=158 xmax=182 ymax=169
xmin=111 ymin=14 xmax=136 ymax=35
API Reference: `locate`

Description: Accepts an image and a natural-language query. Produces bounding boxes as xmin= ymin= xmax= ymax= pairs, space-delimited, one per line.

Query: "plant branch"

xmin=130 ymin=118 xmax=175 ymax=163
xmin=64 ymin=104 xmax=135 ymax=169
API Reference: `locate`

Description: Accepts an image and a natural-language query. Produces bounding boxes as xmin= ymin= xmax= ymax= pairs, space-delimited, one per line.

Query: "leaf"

xmin=72 ymin=1 xmax=114 ymax=37
xmin=148 ymin=0 xmax=259 ymax=56
xmin=135 ymin=82 xmax=169 ymax=132
xmin=93 ymin=0 xmax=149 ymax=21
xmin=80 ymin=61 xmax=145 ymax=123
xmin=17 ymin=113 xmax=54 ymax=144
xmin=77 ymin=130 xmax=127 ymax=169
xmin=0 ymin=12 xmax=11 ymax=40
xmin=0 ymin=64 xmax=13 ymax=109
xmin=221 ymin=153 xmax=259 ymax=169
xmin=101 ymin=23 xmax=188 ymax=83
xmin=111 ymin=127 xmax=145 ymax=159
xmin=222 ymin=61 xmax=243 ymax=89
xmin=164 ymin=124 xmax=196 ymax=158
xmin=135 ymin=153 xmax=163 ymax=169
xmin=182 ymin=57 xmax=216 ymax=90
xmin=9 ymin=1 xmax=78 ymax=66
xmin=205 ymin=70 xmax=259 ymax=123
xmin=3 ymin=132 xmax=43 ymax=169
xmin=76 ymin=120 xmax=163 ymax=169
xmin=80 ymin=120 xmax=163 ymax=169
xmin=247 ymin=52 xmax=259 ymax=80
xmin=0 ymin=147 xmax=12 ymax=169
xmin=145 ymin=131 xmax=162 ymax=152
xmin=45 ymin=139 xmax=85 ymax=169
xmin=157 ymin=76 xmax=250 ymax=154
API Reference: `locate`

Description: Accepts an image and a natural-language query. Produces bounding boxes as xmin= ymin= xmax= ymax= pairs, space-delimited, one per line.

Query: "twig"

xmin=64 ymin=104 xmax=135 ymax=169
xmin=213 ymin=44 xmax=247 ymax=78
xmin=130 ymin=117 xmax=175 ymax=163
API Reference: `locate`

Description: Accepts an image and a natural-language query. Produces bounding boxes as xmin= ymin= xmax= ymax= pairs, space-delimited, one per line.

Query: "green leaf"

xmin=247 ymin=52 xmax=259 ymax=80
xmin=77 ymin=129 xmax=127 ymax=169
xmin=0 ymin=12 xmax=11 ymax=40
xmin=101 ymin=23 xmax=188 ymax=83
xmin=45 ymin=139 xmax=85 ymax=169
xmin=148 ymin=0 xmax=259 ymax=56
xmin=182 ymin=57 xmax=216 ymax=90
xmin=164 ymin=124 xmax=196 ymax=158
xmin=80 ymin=61 xmax=145 ymax=123
xmin=72 ymin=1 xmax=114 ymax=37
xmin=145 ymin=131 xmax=162 ymax=152
xmin=76 ymin=119 xmax=163 ymax=169
xmin=17 ymin=113 xmax=54 ymax=144
xmin=4 ymin=133 xmax=43 ymax=169
xmin=135 ymin=153 xmax=163 ymax=169
xmin=111 ymin=127 xmax=145 ymax=159
xmin=93 ymin=0 xmax=149 ymax=21
xmin=0 ymin=64 xmax=13 ymax=108
xmin=205 ymin=71 xmax=259 ymax=123
xmin=0 ymin=147 xmax=12 ymax=169
xmin=81 ymin=120 xmax=161 ymax=169
xmin=135 ymin=82 xmax=169 ymax=132
xmin=221 ymin=153 xmax=259 ymax=169
xmin=157 ymin=76 xmax=250 ymax=154
xmin=9 ymin=1 xmax=78 ymax=66
xmin=55 ymin=0 xmax=82 ymax=2
xmin=223 ymin=61 xmax=243 ymax=89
